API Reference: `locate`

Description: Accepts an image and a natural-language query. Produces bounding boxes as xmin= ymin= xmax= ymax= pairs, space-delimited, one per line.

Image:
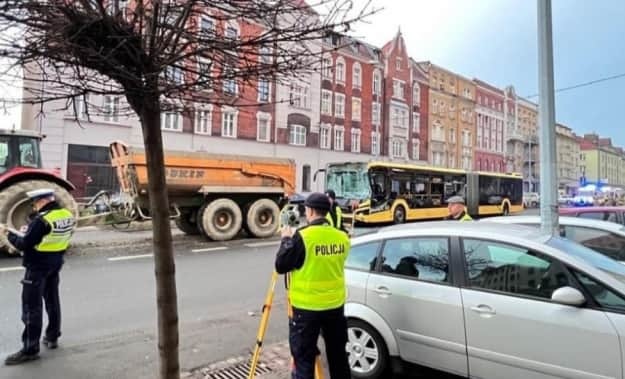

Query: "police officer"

xmin=275 ymin=192 xmax=351 ymax=379
xmin=445 ymin=195 xmax=473 ymax=221
xmin=324 ymin=189 xmax=347 ymax=233
xmin=1 ymin=189 xmax=76 ymax=365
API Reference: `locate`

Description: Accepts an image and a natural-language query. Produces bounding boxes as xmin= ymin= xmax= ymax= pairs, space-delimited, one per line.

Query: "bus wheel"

xmin=393 ymin=206 xmax=406 ymax=224
xmin=503 ymin=204 xmax=510 ymax=216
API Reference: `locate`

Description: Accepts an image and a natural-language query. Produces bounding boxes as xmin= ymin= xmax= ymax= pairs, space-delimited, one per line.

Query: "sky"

xmin=1 ymin=0 xmax=624 ymax=147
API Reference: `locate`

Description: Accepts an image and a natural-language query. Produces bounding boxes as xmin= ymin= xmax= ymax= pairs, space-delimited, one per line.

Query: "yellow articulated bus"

xmin=316 ymin=161 xmax=524 ymax=225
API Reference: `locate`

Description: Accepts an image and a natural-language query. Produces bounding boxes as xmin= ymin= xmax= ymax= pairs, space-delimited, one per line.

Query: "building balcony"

xmin=506 ymin=129 xmax=525 ymax=142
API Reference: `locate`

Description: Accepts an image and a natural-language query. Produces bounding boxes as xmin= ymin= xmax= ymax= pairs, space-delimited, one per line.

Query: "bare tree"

xmin=0 ymin=1 xmax=374 ymax=378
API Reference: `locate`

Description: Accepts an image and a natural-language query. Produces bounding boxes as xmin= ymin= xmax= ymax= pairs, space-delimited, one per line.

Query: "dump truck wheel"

xmin=175 ymin=209 xmax=200 ymax=235
xmin=0 ymin=180 xmax=78 ymax=254
xmin=246 ymin=199 xmax=280 ymax=238
xmin=199 ymin=198 xmax=242 ymax=241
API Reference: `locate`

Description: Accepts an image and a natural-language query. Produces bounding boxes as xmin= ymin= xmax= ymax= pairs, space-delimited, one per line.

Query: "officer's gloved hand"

xmin=281 ymin=225 xmax=294 ymax=238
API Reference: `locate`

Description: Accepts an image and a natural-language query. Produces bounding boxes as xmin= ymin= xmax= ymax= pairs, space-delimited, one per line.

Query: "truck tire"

xmin=198 ymin=198 xmax=242 ymax=241
xmin=175 ymin=209 xmax=200 ymax=235
xmin=0 ymin=180 xmax=78 ymax=252
xmin=245 ymin=198 xmax=280 ymax=238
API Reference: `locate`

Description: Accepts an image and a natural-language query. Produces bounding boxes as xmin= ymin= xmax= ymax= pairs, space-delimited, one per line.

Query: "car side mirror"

xmin=551 ymin=286 xmax=586 ymax=307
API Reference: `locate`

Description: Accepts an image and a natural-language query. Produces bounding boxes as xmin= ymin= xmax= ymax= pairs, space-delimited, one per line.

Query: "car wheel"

xmin=347 ymin=319 xmax=389 ymax=379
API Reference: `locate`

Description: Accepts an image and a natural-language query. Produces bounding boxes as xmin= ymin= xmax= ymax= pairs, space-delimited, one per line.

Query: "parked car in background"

xmin=485 ymin=215 xmax=625 ymax=261
xmin=559 ymin=206 xmax=625 ymax=226
xmin=345 ymin=221 xmax=625 ymax=379
xmin=558 ymin=194 xmax=575 ymax=206
xmin=523 ymin=192 xmax=540 ymax=208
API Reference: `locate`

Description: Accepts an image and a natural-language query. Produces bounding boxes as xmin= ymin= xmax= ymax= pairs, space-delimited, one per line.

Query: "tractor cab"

xmin=0 ymin=129 xmax=43 ymax=174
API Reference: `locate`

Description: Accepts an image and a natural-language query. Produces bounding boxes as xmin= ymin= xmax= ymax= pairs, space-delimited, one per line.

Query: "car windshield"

xmin=547 ymin=236 xmax=625 ymax=285
xmin=326 ymin=163 xmax=371 ymax=199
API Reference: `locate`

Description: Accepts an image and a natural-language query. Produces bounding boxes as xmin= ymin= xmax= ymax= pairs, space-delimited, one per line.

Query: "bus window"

xmin=431 ymin=175 xmax=444 ymax=206
xmin=444 ymin=175 xmax=466 ymax=201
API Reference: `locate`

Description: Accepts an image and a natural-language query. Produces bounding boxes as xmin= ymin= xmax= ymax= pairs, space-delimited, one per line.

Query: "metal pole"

xmin=537 ymin=0 xmax=559 ymax=235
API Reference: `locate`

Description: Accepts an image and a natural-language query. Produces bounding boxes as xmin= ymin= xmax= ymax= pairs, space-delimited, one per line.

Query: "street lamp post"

xmin=537 ymin=0 xmax=559 ymax=235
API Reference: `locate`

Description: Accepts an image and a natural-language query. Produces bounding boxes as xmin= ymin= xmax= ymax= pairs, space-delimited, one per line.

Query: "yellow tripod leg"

xmin=247 ymin=271 xmax=279 ymax=379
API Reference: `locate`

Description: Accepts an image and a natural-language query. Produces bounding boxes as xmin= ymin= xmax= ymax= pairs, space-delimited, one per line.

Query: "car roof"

xmin=483 ymin=215 xmax=625 ymax=233
xmin=560 ymin=206 xmax=625 ymax=213
xmin=352 ymin=221 xmax=551 ymax=246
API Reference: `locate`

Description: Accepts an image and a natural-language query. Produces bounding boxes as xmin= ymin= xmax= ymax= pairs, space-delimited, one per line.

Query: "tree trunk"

xmin=139 ymin=101 xmax=180 ymax=379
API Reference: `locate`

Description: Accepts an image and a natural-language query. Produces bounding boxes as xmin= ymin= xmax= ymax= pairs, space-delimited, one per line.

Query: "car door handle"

xmin=470 ymin=304 xmax=496 ymax=316
xmin=373 ymin=286 xmax=392 ymax=296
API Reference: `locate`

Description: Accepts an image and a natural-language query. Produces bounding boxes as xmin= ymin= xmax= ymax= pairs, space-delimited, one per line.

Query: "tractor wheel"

xmin=245 ymin=198 xmax=280 ymax=238
xmin=0 ymin=180 xmax=78 ymax=254
xmin=198 ymin=198 xmax=242 ymax=241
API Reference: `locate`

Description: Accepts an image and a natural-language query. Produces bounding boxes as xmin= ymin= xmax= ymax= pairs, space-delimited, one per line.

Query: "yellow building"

xmin=579 ymin=134 xmax=625 ymax=188
xmin=555 ymin=124 xmax=580 ymax=194
xmin=418 ymin=62 xmax=475 ymax=170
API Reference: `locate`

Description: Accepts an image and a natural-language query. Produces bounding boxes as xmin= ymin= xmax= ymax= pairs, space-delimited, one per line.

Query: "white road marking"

xmin=0 ymin=266 xmax=24 ymax=273
xmin=191 ymin=246 xmax=228 ymax=253
xmin=108 ymin=254 xmax=153 ymax=262
xmin=244 ymin=241 xmax=280 ymax=248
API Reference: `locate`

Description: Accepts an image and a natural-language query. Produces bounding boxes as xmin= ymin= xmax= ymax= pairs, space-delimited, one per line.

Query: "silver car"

xmin=345 ymin=221 xmax=625 ymax=379
xmin=485 ymin=215 xmax=625 ymax=262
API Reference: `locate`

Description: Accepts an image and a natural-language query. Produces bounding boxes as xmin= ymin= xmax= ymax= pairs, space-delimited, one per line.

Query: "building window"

xmin=449 ymin=153 xmax=456 ymax=168
xmin=194 ymin=106 xmax=212 ymax=135
xmin=223 ymin=66 xmax=237 ymax=95
xmin=351 ymin=129 xmax=361 ymax=153
xmin=432 ymin=99 xmax=439 ymax=114
xmin=322 ymin=55 xmax=333 ymax=78
xmin=258 ymin=78 xmax=270 ymax=102
xmin=372 ymin=103 xmax=380 ymax=124
xmin=225 ymin=24 xmax=238 ymax=39
xmin=289 ymin=81 xmax=310 ymax=109
xmin=335 ymin=93 xmax=345 ymax=118
xmin=412 ymin=139 xmax=420 ymax=160
xmin=334 ymin=127 xmax=344 ymax=151
xmin=197 ymin=57 xmax=212 ymax=90
xmin=257 ymin=113 xmax=271 ymax=142
xmin=450 ymin=128 xmax=456 ymax=144
xmin=433 ymin=151 xmax=444 ymax=166
xmin=161 ymin=109 xmax=182 ymax=131
xmin=166 ymin=65 xmax=184 ymax=85
xmin=336 ymin=57 xmax=346 ymax=84
xmin=412 ymin=112 xmax=420 ymax=133
xmin=392 ymin=140 xmax=404 ymax=158
xmin=373 ymin=70 xmax=381 ymax=95
xmin=200 ymin=16 xmax=215 ymax=37
xmin=396 ymin=58 xmax=402 ymax=70
xmin=75 ymin=93 xmax=90 ymax=119
xmin=104 ymin=95 xmax=120 ymax=122
xmin=320 ymin=124 xmax=331 ymax=149
xmin=393 ymin=79 xmax=405 ymax=99
xmin=221 ymin=107 xmax=238 ymax=137
xmin=392 ymin=106 xmax=408 ymax=129
xmin=413 ymin=85 xmax=420 ymax=105
xmin=352 ymin=98 xmax=362 ymax=122
xmin=353 ymin=63 xmax=362 ymax=89
xmin=432 ymin=120 xmax=445 ymax=142
xmin=321 ymin=90 xmax=332 ymax=115
xmin=302 ymin=165 xmax=311 ymax=192
xmin=371 ymin=132 xmax=380 ymax=155
xmin=289 ymin=124 xmax=307 ymax=146
xmin=463 ymin=130 xmax=471 ymax=146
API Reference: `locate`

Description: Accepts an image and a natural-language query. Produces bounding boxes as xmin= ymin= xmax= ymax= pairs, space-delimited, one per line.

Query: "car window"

xmin=346 ymin=242 xmax=381 ymax=271
xmin=379 ymin=237 xmax=449 ymax=283
xmin=464 ymin=239 xmax=570 ymax=299
xmin=562 ymin=226 xmax=625 ymax=261
xmin=578 ymin=212 xmax=605 ymax=221
xmin=573 ymin=270 xmax=625 ymax=312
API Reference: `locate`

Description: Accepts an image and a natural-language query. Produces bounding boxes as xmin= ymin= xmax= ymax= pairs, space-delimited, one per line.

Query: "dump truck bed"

xmin=109 ymin=141 xmax=296 ymax=198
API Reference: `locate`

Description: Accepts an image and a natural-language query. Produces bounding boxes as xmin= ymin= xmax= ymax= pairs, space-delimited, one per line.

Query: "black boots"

xmin=4 ymin=350 xmax=40 ymax=365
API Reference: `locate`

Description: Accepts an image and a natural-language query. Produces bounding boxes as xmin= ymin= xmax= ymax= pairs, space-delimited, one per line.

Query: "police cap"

xmin=26 ymin=188 xmax=55 ymax=200
xmin=304 ymin=192 xmax=331 ymax=212
xmin=325 ymin=189 xmax=336 ymax=200
xmin=447 ymin=195 xmax=465 ymax=204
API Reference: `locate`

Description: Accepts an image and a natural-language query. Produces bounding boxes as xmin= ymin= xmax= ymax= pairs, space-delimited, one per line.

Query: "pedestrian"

xmin=445 ymin=195 xmax=473 ymax=221
xmin=324 ymin=189 xmax=347 ymax=233
xmin=275 ymin=192 xmax=351 ymax=379
xmin=1 ymin=188 xmax=76 ymax=365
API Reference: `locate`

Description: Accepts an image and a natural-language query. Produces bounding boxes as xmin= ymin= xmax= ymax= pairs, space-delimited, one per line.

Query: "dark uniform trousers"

xmin=289 ymin=305 xmax=351 ymax=379
xmin=21 ymin=263 xmax=63 ymax=354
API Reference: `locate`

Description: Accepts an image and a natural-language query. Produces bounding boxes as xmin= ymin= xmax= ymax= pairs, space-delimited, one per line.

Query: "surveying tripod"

xmin=247 ymin=271 xmax=324 ymax=379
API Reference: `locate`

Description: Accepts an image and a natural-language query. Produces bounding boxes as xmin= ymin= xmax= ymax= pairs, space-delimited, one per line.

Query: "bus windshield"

xmin=326 ymin=163 xmax=371 ymax=199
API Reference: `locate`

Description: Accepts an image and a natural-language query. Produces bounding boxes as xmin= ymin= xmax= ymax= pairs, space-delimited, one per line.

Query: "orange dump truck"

xmin=109 ymin=141 xmax=296 ymax=241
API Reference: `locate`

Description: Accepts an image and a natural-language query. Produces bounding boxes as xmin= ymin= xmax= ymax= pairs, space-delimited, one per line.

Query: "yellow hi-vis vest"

xmin=460 ymin=211 xmax=473 ymax=221
xmin=289 ymin=224 xmax=350 ymax=311
xmin=325 ymin=205 xmax=343 ymax=229
xmin=35 ymin=208 xmax=76 ymax=253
